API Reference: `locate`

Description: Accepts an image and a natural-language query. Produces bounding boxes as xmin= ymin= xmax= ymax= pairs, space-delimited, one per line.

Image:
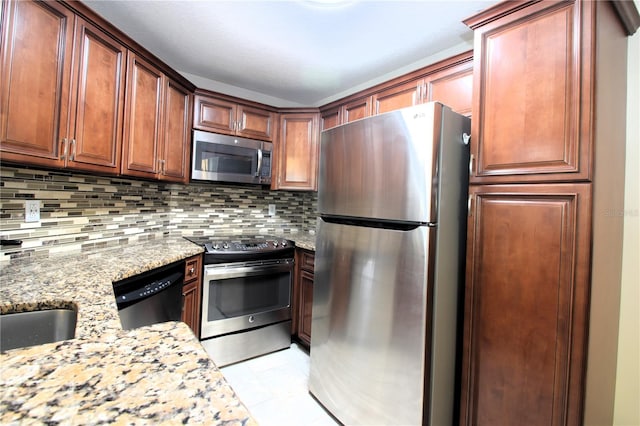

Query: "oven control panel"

xmin=204 ymin=238 xmax=291 ymax=254
xmin=184 ymin=235 xmax=295 ymax=264
xmin=204 ymin=238 xmax=295 ymax=254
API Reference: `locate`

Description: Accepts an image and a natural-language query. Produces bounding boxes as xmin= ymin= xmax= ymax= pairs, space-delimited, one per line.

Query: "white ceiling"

xmin=83 ymin=0 xmax=498 ymax=107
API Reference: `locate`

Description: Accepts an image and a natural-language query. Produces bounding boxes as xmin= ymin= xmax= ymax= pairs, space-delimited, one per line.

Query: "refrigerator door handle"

xmin=463 ymin=132 xmax=471 ymax=145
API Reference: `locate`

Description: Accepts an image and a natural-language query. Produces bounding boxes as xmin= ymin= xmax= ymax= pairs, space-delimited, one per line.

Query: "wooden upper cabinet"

xmin=0 ymin=1 xmax=126 ymax=174
xmin=0 ymin=0 xmax=73 ymax=167
xmin=237 ymin=104 xmax=275 ymax=141
xmin=320 ymin=51 xmax=473 ymax=129
xmin=194 ymin=93 xmax=275 ymax=141
xmin=67 ymin=18 xmax=126 ymax=174
xmin=193 ymin=95 xmax=236 ymax=135
xmin=466 ymin=1 xmax=587 ymax=183
xmin=461 ymin=183 xmax=591 ymax=426
xmin=274 ymin=112 xmax=319 ymax=191
xmin=320 ymin=106 xmax=341 ymax=131
xmin=122 ymin=52 xmax=191 ymax=183
xmin=122 ymin=52 xmax=164 ymax=178
xmin=161 ymin=79 xmax=192 ymax=182
xmin=425 ymin=60 xmax=473 ymax=117
xmin=372 ymin=80 xmax=421 ymax=115
xmin=341 ymin=96 xmax=372 ymax=124
xmin=371 ymin=57 xmax=472 ymax=117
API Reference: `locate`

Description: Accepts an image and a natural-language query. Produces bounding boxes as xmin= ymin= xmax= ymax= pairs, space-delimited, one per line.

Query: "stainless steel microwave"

xmin=191 ymin=130 xmax=272 ymax=185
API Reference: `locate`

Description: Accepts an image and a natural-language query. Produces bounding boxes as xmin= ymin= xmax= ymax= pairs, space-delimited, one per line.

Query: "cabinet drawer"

xmin=184 ymin=255 xmax=201 ymax=283
xmin=300 ymin=250 xmax=315 ymax=271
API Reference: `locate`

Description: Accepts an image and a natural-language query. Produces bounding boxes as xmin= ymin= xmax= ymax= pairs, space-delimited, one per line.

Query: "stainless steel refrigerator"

xmin=309 ymin=102 xmax=470 ymax=426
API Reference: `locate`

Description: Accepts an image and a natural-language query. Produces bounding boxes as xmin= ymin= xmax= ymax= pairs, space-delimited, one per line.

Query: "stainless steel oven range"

xmin=184 ymin=235 xmax=294 ymax=367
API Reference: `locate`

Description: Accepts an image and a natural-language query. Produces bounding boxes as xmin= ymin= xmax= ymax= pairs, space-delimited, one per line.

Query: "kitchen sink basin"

xmin=0 ymin=308 xmax=77 ymax=352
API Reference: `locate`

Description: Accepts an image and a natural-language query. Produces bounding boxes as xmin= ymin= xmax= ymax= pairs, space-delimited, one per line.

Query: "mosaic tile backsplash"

xmin=0 ymin=166 xmax=318 ymax=262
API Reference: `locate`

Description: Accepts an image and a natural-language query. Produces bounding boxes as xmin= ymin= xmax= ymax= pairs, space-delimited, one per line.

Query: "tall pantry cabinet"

xmin=460 ymin=1 xmax=636 ymax=425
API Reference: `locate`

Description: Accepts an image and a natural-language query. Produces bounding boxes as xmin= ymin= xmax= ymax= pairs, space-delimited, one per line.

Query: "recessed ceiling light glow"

xmin=301 ymin=0 xmax=356 ymax=9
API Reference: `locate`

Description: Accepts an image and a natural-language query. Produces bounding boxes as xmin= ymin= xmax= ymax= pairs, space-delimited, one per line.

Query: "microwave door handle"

xmin=256 ymin=148 xmax=263 ymax=177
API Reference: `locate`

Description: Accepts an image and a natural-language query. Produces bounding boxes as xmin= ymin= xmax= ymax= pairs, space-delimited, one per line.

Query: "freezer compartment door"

xmin=318 ymin=103 xmax=443 ymax=223
xmin=309 ymin=219 xmax=436 ymax=426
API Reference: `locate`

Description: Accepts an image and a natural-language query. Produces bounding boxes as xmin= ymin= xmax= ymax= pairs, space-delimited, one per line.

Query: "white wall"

xmin=614 ymin=15 xmax=640 ymax=426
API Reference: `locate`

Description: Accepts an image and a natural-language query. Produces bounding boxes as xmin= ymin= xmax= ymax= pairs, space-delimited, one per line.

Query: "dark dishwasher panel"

xmin=113 ymin=262 xmax=184 ymax=330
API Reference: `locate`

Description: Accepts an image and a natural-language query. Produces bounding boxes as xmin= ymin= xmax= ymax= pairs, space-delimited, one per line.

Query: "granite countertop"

xmin=0 ymin=237 xmax=257 ymax=425
xmin=290 ymin=233 xmax=316 ymax=251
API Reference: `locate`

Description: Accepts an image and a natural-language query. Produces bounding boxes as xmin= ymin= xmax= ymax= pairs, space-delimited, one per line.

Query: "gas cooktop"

xmin=184 ymin=235 xmax=295 ymax=263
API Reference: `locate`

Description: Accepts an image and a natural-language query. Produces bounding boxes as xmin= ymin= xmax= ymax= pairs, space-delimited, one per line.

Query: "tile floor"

xmin=220 ymin=343 xmax=339 ymax=426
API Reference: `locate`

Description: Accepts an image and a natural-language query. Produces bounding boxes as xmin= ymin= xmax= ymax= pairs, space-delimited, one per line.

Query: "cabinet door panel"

xmin=182 ymin=281 xmax=200 ymax=337
xmin=69 ymin=18 xmax=125 ymax=173
xmin=122 ymin=53 xmax=163 ymax=177
xmin=461 ymin=183 xmax=591 ymax=426
xmin=298 ymin=269 xmax=314 ymax=347
xmin=182 ymin=254 xmax=202 ymax=337
xmin=472 ymin=2 xmax=584 ymax=182
xmin=320 ymin=106 xmax=341 ymax=131
xmin=193 ymin=95 xmax=235 ymax=135
xmin=426 ymin=65 xmax=473 ymax=117
xmin=237 ymin=105 xmax=274 ymax=141
xmin=341 ymin=97 xmax=371 ymax=123
xmin=161 ymin=79 xmax=191 ymax=182
xmin=276 ymin=113 xmax=319 ymax=190
xmin=372 ymin=80 xmax=420 ymax=115
xmin=0 ymin=0 xmax=72 ymax=165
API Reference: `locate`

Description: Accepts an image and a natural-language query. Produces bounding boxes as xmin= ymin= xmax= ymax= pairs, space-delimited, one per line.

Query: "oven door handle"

xmin=204 ymin=262 xmax=292 ymax=281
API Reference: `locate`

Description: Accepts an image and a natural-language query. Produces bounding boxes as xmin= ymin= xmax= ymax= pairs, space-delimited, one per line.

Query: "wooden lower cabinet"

xmin=460 ymin=183 xmax=591 ymax=426
xmin=293 ymin=248 xmax=315 ymax=347
xmin=297 ymin=269 xmax=314 ymax=346
xmin=182 ymin=254 xmax=202 ymax=337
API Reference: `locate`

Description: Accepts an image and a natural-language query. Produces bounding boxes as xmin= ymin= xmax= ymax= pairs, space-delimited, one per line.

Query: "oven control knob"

xmin=272 ymin=241 xmax=278 ymax=247
xmin=248 ymin=315 xmax=255 ymax=323
xmin=222 ymin=242 xmax=229 ymax=249
xmin=281 ymin=240 xmax=287 ymax=246
xmin=212 ymin=243 xmax=220 ymax=250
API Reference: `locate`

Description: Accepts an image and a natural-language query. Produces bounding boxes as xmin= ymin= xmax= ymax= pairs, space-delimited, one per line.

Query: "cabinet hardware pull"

xmin=60 ymin=138 xmax=68 ymax=160
xmin=463 ymin=133 xmax=471 ymax=145
xmin=468 ymin=194 xmax=473 ymax=217
xmin=158 ymin=159 xmax=166 ymax=175
xmin=469 ymin=154 xmax=475 ymax=175
xmin=69 ymin=139 xmax=76 ymax=161
xmin=189 ymin=267 xmax=195 ymax=275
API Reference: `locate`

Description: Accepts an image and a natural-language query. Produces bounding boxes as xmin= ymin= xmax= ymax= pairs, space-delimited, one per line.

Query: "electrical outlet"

xmin=25 ymin=200 xmax=40 ymax=223
xmin=268 ymin=204 xmax=276 ymax=216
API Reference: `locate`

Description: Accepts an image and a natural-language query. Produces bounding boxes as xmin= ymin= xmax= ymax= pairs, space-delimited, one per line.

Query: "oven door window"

xmin=207 ymin=269 xmax=290 ymax=320
xmin=195 ymin=141 xmax=257 ymax=175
